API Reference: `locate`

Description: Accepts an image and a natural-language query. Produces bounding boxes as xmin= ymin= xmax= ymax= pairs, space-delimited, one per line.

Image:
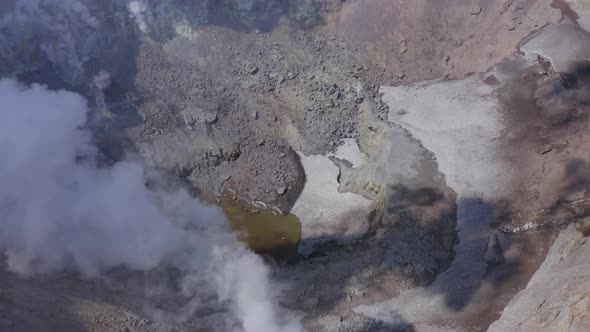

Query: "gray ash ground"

xmin=0 ymin=0 xmax=578 ymax=331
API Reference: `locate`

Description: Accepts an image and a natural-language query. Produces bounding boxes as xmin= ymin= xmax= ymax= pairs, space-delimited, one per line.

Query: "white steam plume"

xmin=0 ymin=0 xmax=102 ymax=82
xmin=0 ymin=79 xmax=302 ymax=332
xmin=92 ymin=70 xmax=110 ymax=112
xmin=128 ymin=0 xmax=150 ymax=34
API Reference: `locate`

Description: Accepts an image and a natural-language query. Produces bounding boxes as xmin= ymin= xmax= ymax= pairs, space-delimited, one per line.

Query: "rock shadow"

xmin=268 ymin=183 xmax=556 ymax=331
xmin=268 ymin=183 xmax=457 ymax=329
xmin=429 ymin=194 xmax=569 ymax=329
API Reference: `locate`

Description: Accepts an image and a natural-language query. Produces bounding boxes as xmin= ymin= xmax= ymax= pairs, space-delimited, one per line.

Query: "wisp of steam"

xmin=0 ymin=79 xmax=302 ymax=332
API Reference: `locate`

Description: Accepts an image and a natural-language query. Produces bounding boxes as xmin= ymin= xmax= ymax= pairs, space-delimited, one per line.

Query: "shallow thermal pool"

xmin=219 ymin=198 xmax=302 ymax=260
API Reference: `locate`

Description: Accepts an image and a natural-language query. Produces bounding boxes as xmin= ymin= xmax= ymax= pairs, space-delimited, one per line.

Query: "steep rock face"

xmin=487 ymin=8 xmax=590 ymax=329
xmin=488 ymin=225 xmax=590 ymax=332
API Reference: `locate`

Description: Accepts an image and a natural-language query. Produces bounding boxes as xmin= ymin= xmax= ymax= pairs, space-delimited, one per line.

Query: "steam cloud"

xmin=0 ymin=0 xmax=103 ymax=82
xmin=0 ymin=79 xmax=301 ymax=332
xmin=128 ymin=0 xmax=149 ymax=34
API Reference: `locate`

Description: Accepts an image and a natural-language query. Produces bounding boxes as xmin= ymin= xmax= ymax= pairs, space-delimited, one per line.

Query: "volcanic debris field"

xmin=3 ymin=0 xmax=590 ymax=331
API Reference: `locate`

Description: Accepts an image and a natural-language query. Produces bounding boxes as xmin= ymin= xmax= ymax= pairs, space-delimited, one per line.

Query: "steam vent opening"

xmin=3 ymin=1 xmax=590 ymax=331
